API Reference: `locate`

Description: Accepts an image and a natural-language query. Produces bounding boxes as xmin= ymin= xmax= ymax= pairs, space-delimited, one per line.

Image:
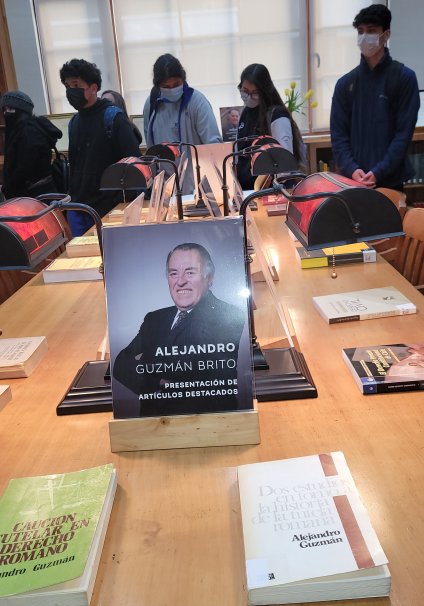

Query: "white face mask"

xmin=357 ymin=32 xmax=384 ymax=58
xmin=240 ymin=90 xmax=260 ymax=109
xmin=159 ymin=84 xmax=184 ymax=103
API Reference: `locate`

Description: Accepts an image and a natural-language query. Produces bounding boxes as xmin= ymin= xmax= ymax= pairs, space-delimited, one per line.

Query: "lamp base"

xmin=56 ymin=360 xmax=113 ymax=415
xmin=254 ymin=347 xmax=317 ymax=401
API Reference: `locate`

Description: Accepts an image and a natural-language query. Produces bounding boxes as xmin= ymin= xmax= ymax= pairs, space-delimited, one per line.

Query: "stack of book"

xmin=0 ymin=336 xmax=48 ymax=378
xmin=237 ymin=452 xmax=390 ymax=604
xmin=42 ymin=257 xmax=103 ymax=283
xmin=295 ymin=242 xmax=376 ymax=269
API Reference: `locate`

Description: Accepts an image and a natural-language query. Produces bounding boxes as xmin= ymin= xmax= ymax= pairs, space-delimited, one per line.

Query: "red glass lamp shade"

xmin=0 ymin=197 xmax=66 ymax=269
xmin=285 ymin=172 xmax=404 ymax=249
xmin=100 ymin=156 xmax=153 ymax=191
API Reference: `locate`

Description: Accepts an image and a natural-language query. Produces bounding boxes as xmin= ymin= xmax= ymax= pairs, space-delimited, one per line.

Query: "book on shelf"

xmin=295 ymin=242 xmax=376 ymax=269
xmin=0 ymin=336 xmax=48 ymax=378
xmin=0 ymin=384 xmax=12 ymax=411
xmin=66 ymin=236 xmax=100 ymax=258
xmin=312 ymin=286 xmax=416 ymax=324
xmin=0 ymin=463 xmax=117 ymax=606
xmin=42 ymin=257 xmax=103 ymax=284
xmin=237 ymin=452 xmax=390 ymax=605
xmin=343 ymin=342 xmax=424 ymax=394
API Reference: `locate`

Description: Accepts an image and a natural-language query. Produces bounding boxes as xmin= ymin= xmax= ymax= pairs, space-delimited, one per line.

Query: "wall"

xmin=389 ymin=0 xmax=423 ymax=89
xmin=3 ymin=0 xmax=48 ymax=114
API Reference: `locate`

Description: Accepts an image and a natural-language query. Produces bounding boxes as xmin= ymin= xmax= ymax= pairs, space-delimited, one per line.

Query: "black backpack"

xmin=50 ymin=147 xmax=70 ymax=194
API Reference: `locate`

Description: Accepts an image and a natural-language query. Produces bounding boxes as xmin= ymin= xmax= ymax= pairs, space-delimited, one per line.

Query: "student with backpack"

xmin=60 ymin=59 xmax=142 ymax=236
xmin=330 ymin=4 xmax=420 ymax=191
xmin=0 ymin=90 xmax=62 ymax=199
xmin=143 ymin=54 xmax=221 ymax=194
xmin=235 ymin=63 xmax=306 ymax=190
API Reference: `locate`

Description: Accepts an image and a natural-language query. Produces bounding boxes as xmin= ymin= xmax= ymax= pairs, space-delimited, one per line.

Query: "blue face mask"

xmin=159 ymin=84 xmax=184 ymax=103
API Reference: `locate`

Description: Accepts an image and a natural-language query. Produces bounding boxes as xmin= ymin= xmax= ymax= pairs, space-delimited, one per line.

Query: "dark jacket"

xmin=112 ymin=290 xmax=247 ymax=417
xmin=68 ymin=98 xmax=141 ymax=217
xmin=2 ymin=114 xmax=61 ymax=199
xmin=330 ymin=49 xmax=420 ymax=188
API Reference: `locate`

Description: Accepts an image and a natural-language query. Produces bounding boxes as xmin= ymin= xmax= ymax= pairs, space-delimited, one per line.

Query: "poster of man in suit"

xmin=103 ymin=217 xmax=253 ymax=418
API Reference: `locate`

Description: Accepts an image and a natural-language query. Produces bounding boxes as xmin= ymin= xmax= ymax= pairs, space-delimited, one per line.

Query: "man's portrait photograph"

xmin=103 ymin=217 xmax=254 ymax=418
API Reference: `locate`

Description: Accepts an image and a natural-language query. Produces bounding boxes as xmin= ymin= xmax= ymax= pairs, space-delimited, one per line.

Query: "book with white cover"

xmin=42 ymin=257 xmax=103 ymax=283
xmin=66 ymin=236 xmax=100 ymax=258
xmin=237 ymin=452 xmax=390 ymax=605
xmin=0 ymin=337 xmax=48 ymax=378
xmin=0 ymin=385 xmax=12 ymax=411
xmin=312 ymin=286 xmax=416 ymax=324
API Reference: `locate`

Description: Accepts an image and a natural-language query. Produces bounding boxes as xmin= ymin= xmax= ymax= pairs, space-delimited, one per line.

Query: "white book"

xmin=66 ymin=236 xmax=100 ymax=258
xmin=0 ymin=337 xmax=48 ymax=378
xmin=312 ymin=286 xmax=416 ymax=324
xmin=0 ymin=384 xmax=12 ymax=411
xmin=42 ymin=257 xmax=103 ymax=284
xmin=237 ymin=452 xmax=390 ymax=605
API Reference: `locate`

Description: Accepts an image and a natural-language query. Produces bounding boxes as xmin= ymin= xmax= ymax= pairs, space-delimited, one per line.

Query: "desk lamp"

xmin=0 ymin=197 xmax=67 ymax=270
xmin=146 ymin=142 xmax=205 ymax=208
xmin=99 ymin=156 xmax=153 ymax=203
xmin=221 ymin=144 xmax=298 ymax=216
xmin=101 ymin=155 xmax=184 ymax=220
xmin=0 ymin=197 xmax=112 ymax=414
xmin=238 ymin=168 xmax=404 ymax=401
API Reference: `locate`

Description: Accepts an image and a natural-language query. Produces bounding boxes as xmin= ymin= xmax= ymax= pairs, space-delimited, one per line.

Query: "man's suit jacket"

xmin=113 ymin=290 xmax=247 ymax=416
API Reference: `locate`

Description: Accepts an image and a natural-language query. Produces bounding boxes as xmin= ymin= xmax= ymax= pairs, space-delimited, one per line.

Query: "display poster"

xmin=220 ymin=106 xmax=243 ymax=142
xmin=103 ymin=217 xmax=254 ymax=418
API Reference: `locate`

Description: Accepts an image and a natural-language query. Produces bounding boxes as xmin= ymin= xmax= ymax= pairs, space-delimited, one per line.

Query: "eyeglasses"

xmin=240 ymin=88 xmax=260 ymax=101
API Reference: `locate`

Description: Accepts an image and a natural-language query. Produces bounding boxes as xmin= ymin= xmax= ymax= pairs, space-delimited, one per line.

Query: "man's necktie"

xmin=172 ymin=310 xmax=188 ymax=330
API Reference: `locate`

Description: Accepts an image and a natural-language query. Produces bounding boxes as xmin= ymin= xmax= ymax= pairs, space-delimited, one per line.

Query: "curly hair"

xmin=59 ymin=59 xmax=102 ymax=89
xmin=353 ymin=4 xmax=391 ymax=31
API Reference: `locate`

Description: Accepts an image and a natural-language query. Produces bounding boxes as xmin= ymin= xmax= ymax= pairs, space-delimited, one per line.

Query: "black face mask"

xmin=4 ymin=111 xmax=20 ymax=130
xmin=66 ymin=87 xmax=88 ymax=110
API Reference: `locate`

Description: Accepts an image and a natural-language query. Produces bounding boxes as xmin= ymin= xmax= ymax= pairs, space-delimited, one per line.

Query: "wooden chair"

xmin=370 ymin=187 xmax=407 ymax=262
xmin=392 ymin=208 xmax=424 ymax=293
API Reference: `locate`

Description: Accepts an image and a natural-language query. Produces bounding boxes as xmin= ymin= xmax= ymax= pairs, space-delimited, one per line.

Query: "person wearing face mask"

xmin=330 ymin=4 xmax=420 ymax=191
xmin=59 ymin=59 xmax=142 ymax=236
xmin=0 ymin=90 xmax=62 ymax=199
xmin=100 ymin=90 xmax=143 ymax=145
xmin=143 ymin=54 xmax=221 ymax=194
xmin=236 ymin=63 xmax=306 ymax=190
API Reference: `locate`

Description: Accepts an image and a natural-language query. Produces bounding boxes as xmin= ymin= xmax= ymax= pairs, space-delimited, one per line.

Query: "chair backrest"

xmin=370 ymin=187 xmax=407 ymax=262
xmin=392 ymin=207 xmax=424 ymax=293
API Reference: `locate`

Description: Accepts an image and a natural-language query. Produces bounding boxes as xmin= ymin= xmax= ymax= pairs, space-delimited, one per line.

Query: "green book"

xmin=0 ymin=464 xmax=117 ymax=605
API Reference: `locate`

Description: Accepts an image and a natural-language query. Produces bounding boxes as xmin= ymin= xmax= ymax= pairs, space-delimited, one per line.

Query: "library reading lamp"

xmin=234 ymin=148 xmax=404 ymax=401
xmin=0 ymin=195 xmax=112 ymax=414
xmin=100 ymin=155 xmax=184 ymax=220
xmin=222 ymin=139 xmax=299 ymax=215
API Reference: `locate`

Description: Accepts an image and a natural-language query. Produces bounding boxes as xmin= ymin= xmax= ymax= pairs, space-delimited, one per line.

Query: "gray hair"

xmin=166 ymin=243 xmax=215 ymax=279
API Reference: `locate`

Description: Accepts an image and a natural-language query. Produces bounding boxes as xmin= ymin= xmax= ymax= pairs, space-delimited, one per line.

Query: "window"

xmin=27 ymin=0 xmax=374 ymax=131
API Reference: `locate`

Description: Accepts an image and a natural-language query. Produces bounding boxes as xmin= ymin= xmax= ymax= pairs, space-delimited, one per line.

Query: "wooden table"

xmin=1 ymin=207 xmax=423 ymax=606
